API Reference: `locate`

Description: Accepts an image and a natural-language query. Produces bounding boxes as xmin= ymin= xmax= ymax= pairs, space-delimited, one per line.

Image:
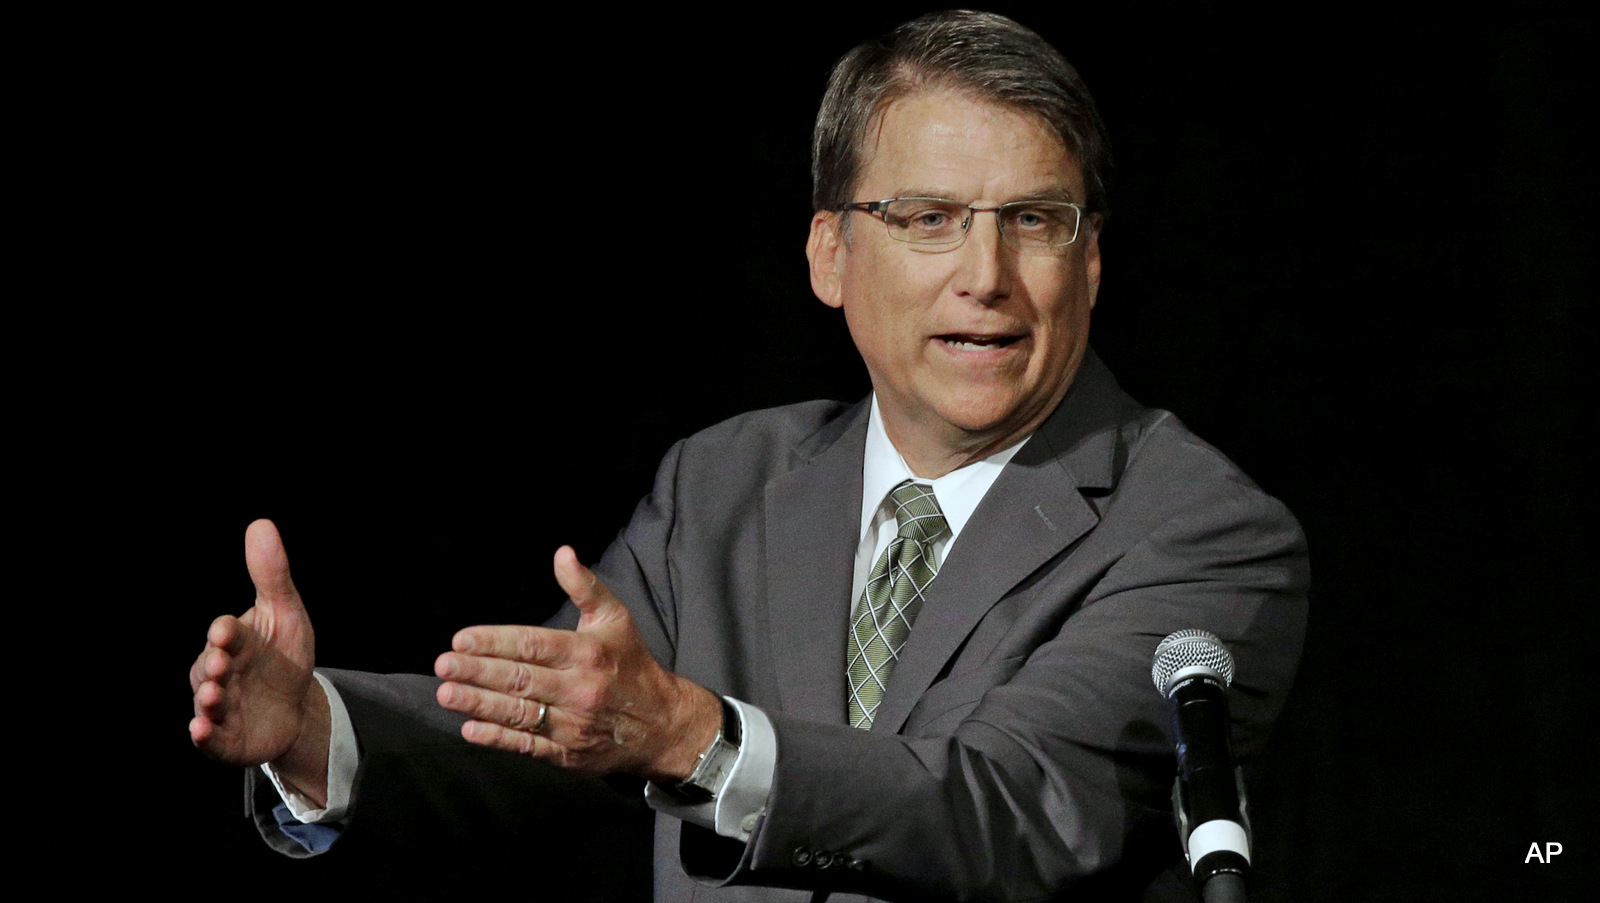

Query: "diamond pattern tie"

xmin=847 ymin=480 xmax=950 ymax=729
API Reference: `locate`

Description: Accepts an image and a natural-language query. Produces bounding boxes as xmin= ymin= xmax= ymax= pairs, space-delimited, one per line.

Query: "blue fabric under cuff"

xmin=272 ymin=803 xmax=342 ymax=852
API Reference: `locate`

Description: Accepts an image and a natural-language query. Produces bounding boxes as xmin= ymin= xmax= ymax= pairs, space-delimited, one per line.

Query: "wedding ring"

xmin=530 ymin=702 xmax=550 ymax=734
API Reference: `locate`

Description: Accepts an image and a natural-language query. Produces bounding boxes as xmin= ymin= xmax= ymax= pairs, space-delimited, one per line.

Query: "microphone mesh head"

xmin=1152 ymin=629 xmax=1235 ymax=694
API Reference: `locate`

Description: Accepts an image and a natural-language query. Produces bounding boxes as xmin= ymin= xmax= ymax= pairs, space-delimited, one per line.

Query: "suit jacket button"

xmin=791 ymin=847 xmax=813 ymax=867
xmin=813 ymin=850 xmax=835 ymax=869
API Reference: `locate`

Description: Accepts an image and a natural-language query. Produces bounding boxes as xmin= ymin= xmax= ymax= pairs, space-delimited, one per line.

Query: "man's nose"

xmin=951 ymin=209 xmax=1013 ymax=304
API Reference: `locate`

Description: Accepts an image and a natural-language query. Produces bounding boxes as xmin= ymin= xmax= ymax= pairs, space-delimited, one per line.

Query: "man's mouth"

xmin=939 ymin=334 xmax=1023 ymax=351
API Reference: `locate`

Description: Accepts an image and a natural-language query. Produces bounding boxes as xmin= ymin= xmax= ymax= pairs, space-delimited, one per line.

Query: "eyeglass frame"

xmin=836 ymin=196 xmax=1088 ymax=253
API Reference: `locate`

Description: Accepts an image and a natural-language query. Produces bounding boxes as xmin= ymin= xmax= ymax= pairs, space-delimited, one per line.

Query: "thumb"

xmin=245 ymin=519 xmax=301 ymax=605
xmin=553 ymin=545 xmax=626 ymax=627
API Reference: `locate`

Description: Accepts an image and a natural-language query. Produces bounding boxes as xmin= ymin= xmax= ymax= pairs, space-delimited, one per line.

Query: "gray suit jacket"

xmin=255 ymin=352 xmax=1308 ymax=902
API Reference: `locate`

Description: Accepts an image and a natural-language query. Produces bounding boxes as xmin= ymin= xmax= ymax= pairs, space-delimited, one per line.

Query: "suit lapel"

xmin=871 ymin=353 xmax=1127 ymax=734
xmin=764 ymin=402 xmax=869 ymax=724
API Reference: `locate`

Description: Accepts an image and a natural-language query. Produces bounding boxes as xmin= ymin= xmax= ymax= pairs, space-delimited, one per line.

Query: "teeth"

xmin=946 ymin=337 xmax=1001 ymax=350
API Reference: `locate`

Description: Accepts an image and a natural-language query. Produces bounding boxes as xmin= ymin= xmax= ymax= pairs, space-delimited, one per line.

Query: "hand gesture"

xmin=189 ymin=520 xmax=328 ymax=798
xmin=434 ymin=546 xmax=721 ymax=782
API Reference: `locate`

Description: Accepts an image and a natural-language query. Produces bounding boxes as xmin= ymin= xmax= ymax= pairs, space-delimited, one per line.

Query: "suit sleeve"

xmin=245 ymin=670 xmax=655 ymax=881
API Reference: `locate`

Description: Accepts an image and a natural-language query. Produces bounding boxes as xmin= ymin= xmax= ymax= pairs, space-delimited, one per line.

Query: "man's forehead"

xmin=858 ymin=88 xmax=1083 ymax=199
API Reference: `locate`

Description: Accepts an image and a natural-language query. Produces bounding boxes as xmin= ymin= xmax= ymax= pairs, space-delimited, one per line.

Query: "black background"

xmin=99 ymin=2 xmax=1589 ymax=898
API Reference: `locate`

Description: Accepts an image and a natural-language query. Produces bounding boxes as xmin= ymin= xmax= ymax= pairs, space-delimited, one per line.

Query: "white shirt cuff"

xmin=259 ymin=671 xmax=358 ymax=824
xmin=644 ymin=697 xmax=776 ymax=842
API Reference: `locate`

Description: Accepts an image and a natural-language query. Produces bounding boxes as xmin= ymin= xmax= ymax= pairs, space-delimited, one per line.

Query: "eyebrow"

xmin=889 ymin=186 xmax=1081 ymax=203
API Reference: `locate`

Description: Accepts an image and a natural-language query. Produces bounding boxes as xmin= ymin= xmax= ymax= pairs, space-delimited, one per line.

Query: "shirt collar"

xmin=860 ymin=394 xmax=1029 ymax=546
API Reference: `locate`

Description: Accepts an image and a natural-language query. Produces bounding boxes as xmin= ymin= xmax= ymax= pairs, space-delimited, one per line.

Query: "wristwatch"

xmin=666 ymin=696 xmax=742 ymax=804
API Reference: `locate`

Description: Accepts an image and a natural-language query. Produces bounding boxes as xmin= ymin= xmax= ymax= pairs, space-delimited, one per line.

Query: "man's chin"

xmin=937 ymin=404 xmax=1035 ymax=448
xmin=936 ymin=391 xmax=1066 ymax=447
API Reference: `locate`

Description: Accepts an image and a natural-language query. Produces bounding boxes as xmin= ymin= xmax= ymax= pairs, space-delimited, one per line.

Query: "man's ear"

xmin=807 ymin=211 xmax=845 ymax=309
xmin=1083 ymin=226 xmax=1102 ymax=309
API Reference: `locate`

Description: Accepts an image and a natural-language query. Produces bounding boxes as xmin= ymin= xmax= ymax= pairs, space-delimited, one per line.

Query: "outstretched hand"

xmin=434 ymin=546 xmax=721 ymax=783
xmin=190 ymin=519 xmax=329 ymax=802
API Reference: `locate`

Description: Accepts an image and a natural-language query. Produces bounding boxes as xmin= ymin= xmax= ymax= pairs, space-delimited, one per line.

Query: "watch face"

xmin=704 ymin=736 xmax=740 ymax=782
xmin=673 ymin=732 xmax=739 ymax=803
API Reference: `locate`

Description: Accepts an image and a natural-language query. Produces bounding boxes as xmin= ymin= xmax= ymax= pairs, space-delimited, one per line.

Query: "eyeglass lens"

xmin=879 ymin=199 xmax=1080 ymax=249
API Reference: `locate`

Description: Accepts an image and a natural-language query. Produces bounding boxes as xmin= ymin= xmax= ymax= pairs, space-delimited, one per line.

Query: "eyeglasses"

xmin=838 ymin=197 xmax=1086 ymax=254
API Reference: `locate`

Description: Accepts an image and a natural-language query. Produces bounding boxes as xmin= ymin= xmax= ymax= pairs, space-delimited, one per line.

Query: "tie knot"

xmin=888 ymin=480 xmax=948 ymax=545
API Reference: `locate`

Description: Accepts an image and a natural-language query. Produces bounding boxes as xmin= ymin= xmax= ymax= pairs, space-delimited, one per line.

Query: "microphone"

xmin=1152 ymin=629 xmax=1250 ymax=903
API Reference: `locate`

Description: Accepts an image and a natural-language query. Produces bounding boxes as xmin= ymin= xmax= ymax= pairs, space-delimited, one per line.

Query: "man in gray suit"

xmin=190 ymin=11 xmax=1307 ymax=901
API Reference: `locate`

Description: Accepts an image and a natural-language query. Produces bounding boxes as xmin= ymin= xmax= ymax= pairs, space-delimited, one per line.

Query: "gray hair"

xmin=812 ymin=10 xmax=1111 ymax=224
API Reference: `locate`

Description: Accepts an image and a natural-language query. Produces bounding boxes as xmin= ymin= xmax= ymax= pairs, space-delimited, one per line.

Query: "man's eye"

xmin=895 ymin=204 xmax=964 ymax=234
xmin=883 ymin=201 xmax=965 ymax=241
xmin=1009 ymin=208 xmax=1057 ymax=230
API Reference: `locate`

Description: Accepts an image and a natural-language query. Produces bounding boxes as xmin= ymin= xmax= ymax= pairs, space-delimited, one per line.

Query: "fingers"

xmin=244 ymin=519 xmax=299 ymax=604
xmin=458 ymin=717 xmax=562 ymax=758
xmin=189 ymin=615 xmax=230 ymax=747
xmin=191 ymin=642 xmax=235 ymax=721
xmin=207 ymin=613 xmax=248 ymax=654
xmin=451 ymin=700 xmax=616 ymax=774
xmin=454 ymin=624 xmax=547 ymax=659
xmin=449 ymin=623 xmax=569 ymax=663
xmin=435 ymin=679 xmax=553 ymax=732
xmin=436 ymin=672 xmax=563 ymax=761
xmin=189 ymin=615 xmax=238 ymax=693
xmin=435 ymin=649 xmax=563 ymax=703
xmin=190 ymin=670 xmax=229 ymax=751
xmin=449 ymin=620 xmax=610 ymax=674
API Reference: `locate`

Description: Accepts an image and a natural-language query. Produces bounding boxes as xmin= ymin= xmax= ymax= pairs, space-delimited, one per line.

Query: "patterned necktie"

xmin=847 ymin=480 xmax=950 ymax=729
